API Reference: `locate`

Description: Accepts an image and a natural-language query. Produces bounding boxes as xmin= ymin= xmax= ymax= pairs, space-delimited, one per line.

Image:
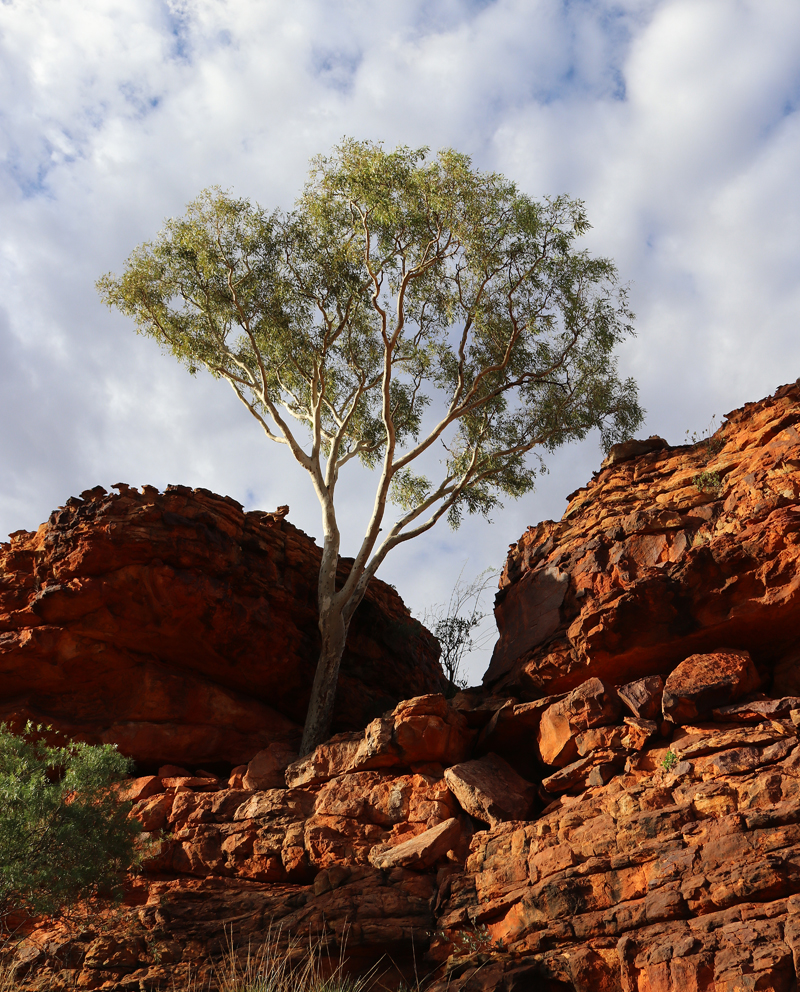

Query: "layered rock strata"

xmin=8 ymin=382 xmax=800 ymax=992
xmin=0 ymin=485 xmax=443 ymax=765
xmin=13 ymin=672 xmax=800 ymax=992
xmin=486 ymin=380 xmax=800 ymax=696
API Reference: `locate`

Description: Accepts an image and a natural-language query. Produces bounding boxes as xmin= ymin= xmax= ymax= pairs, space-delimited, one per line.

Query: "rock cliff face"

xmin=0 ymin=485 xmax=443 ymax=766
xmin=8 ymin=382 xmax=800 ymax=992
xmin=487 ymin=380 xmax=800 ymax=697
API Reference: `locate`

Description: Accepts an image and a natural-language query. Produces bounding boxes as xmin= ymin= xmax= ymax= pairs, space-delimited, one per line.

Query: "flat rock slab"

xmin=713 ymin=696 xmax=800 ymax=723
xmin=662 ymin=649 xmax=761 ymax=725
xmin=444 ymin=753 xmax=536 ymax=826
xmin=368 ymin=817 xmax=462 ymax=870
xmin=541 ymin=749 xmax=626 ymax=794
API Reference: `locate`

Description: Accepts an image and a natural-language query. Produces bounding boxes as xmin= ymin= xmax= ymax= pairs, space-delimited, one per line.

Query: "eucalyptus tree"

xmin=98 ymin=140 xmax=643 ymax=754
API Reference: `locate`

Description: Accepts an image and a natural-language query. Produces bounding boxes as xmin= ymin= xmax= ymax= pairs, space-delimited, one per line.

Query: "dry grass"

xmin=0 ymin=926 xmax=404 ymax=992
xmin=199 ymin=928 xmax=377 ymax=992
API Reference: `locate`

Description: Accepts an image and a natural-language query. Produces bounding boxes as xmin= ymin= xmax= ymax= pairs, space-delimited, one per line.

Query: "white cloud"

xmin=1 ymin=0 xmax=799 ymax=683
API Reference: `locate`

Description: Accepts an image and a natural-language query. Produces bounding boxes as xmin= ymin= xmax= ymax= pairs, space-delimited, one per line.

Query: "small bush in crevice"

xmin=693 ymin=470 xmax=723 ymax=495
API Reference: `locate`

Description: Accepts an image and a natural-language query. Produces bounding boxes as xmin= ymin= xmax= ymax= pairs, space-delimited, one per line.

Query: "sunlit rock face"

xmin=0 ymin=484 xmax=444 ymax=766
xmin=12 ymin=383 xmax=800 ymax=992
xmin=487 ymin=380 xmax=800 ymax=698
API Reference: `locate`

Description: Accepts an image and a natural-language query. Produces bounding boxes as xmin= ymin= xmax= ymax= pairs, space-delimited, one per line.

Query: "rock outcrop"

xmin=0 ymin=485 xmax=443 ymax=766
xmin=9 ymin=382 xmax=800 ymax=992
xmin=486 ymin=380 xmax=800 ymax=697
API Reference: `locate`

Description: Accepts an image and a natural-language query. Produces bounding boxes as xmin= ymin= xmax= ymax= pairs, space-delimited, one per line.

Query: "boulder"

xmin=130 ymin=792 xmax=173 ymax=832
xmin=537 ymin=677 xmax=621 ymax=767
xmin=662 ymin=649 xmax=761 ymax=724
xmin=444 ymin=753 xmax=536 ymax=826
xmin=242 ymin=743 xmax=298 ymax=790
xmin=368 ymin=817 xmax=463 ymax=870
xmin=601 ymin=435 xmax=669 ymax=468
xmin=0 ymin=485 xmax=444 ymax=765
xmin=617 ymin=675 xmax=664 ymax=720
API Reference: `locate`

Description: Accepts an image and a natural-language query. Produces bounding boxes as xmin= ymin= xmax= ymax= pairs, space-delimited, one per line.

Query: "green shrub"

xmin=661 ymin=750 xmax=678 ymax=772
xmin=693 ymin=470 xmax=723 ymax=495
xmin=0 ymin=723 xmax=140 ymax=928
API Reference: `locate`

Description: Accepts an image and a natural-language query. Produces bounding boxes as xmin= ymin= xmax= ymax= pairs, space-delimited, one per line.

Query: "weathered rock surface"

xmin=0 ymin=485 xmax=443 ymax=765
xmin=11 ymin=383 xmax=800 ymax=992
xmin=537 ymin=677 xmax=621 ymax=768
xmin=431 ymin=705 xmax=800 ymax=992
xmin=286 ymin=694 xmax=474 ymax=788
xmin=486 ymin=380 xmax=800 ymax=697
xmin=662 ymin=649 xmax=761 ymax=725
xmin=444 ymin=754 xmax=536 ymax=826
xmin=9 ymin=679 xmax=800 ymax=992
xmin=242 ymin=743 xmax=298 ymax=790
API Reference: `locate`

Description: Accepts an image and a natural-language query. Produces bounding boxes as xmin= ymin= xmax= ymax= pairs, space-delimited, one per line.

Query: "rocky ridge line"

xmin=8 ymin=381 xmax=800 ymax=992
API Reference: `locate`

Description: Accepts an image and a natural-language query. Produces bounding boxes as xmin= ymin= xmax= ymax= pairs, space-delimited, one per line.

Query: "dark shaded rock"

xmin=0 ymin=486 xmax=444 ymax=766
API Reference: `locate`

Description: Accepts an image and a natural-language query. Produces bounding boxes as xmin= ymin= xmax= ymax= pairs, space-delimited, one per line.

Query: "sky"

xmin=2 ymin=0 xmax=800 ymax=684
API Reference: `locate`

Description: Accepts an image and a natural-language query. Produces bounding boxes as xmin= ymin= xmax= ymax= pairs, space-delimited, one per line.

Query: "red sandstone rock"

xmin=713 ymin=697 xmax=800 ymax=723
xmin=161 ymin=776 xmax=220 ymax=790
xmin=118 ymin=775 xmax=162 ymax=803
xmin=15 ymin=683 xmax=800 ymax=992
xmin=242 ymin=743 xmax=298 ymax=790
xmin=285 ymin=695 xmax=473 ymax=788
xmin=306 ymin=769 xmax=459 ymax=868
xmin=540 ymin=748 xmax=626 ymax=793
xmin=0 ymin=485 xmax=443 ymax=765
xmin=662 ymin=650 xmax=761 ymax=725
xmin=621 ymin=716 xmax=659 ymax=750
xmin=130 ymin=792 xmax=174 ymax=832
xmin=602 ymin=435 xmax=670 ymax=468
xmin=450 ymin=690 xmax=519 ymax=730
xmin=573 ymin=724 xmax=627 ymax=756
xmin=537 ymin=677 xmax=621 ymax=767
xmin=486 ymin=382 xmax=800 ymax=698
xmin=429 ymin=707 xmax=800 ymax=992
xmin=444 ymin=753 xmax=536 ymax=826
xmin=227 ymin=765 xmax=247 ymax=788
xmin=16 ymin=384 xmax=800 ymax=992
xmin=158 ymin=765 xmax=191 ymax=779
xmin=475 ymin=694 xmax=566 ymax=778
xmin=368 ymin=817 xmax=463 ymax=870
xmin=618 ymin=675 xmax=665 ymax=721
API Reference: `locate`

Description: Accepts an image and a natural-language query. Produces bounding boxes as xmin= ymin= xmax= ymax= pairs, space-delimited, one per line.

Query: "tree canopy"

xmin=99 ymin=140 xmax=644 ymax=752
